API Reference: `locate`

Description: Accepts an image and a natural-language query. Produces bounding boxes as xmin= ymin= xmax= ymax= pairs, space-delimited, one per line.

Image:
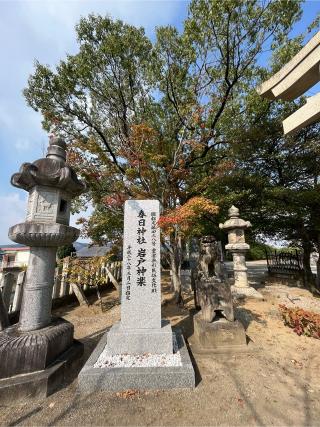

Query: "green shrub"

xmin=57 ymin=244 xmax=76 ymax=259
xmin=247 ymin=241 xmax=273 ymax=260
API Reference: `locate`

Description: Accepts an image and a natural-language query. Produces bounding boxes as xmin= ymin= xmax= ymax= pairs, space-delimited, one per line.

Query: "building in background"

xmin=0 ymin=244 xmax=30 ymax=271
xmin=0 ymin=244 xmax=30 ymax=282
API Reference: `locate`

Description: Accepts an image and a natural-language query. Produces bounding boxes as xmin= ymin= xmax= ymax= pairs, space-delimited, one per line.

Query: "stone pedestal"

xmin=78 ymin=328 xmax=194 ymax=394
xmin=0 ymin=317 xmax=84 ymax=403
xmin=78 ymin=200 xmax=194 ymax=393
xmin=196 ymin=276 xmax=234 ymax=322
xmin=0 ymin=339 xmax=83 ymax=405
xmin=107 ymin=320 xmax=173 ymax=355
xmin=191 ymin=311 xmax=247 ymax=353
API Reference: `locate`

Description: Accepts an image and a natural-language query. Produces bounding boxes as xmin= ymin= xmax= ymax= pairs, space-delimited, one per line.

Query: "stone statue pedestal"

xmin=191 ymin=235 xmax=248 ymax=354
xmin=190 ymin=312 xmax=247 ymax=353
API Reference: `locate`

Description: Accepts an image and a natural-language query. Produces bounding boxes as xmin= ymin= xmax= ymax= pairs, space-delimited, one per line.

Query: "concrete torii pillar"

xmin=220 ymin=206 xmax=263 ymax=300
xmin=257 ymin=31 xmax=320 ymax=135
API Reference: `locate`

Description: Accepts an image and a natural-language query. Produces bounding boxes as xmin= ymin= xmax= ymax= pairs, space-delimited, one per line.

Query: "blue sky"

xmin=0 ymin=0 xmax=319 ymax=244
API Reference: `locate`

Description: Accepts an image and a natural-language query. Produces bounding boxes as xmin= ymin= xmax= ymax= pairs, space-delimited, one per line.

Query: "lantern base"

xmin=0 ymin=339 xmax=83 ymax=405
xmin=0 ymin=317 xmax=74 ymax=379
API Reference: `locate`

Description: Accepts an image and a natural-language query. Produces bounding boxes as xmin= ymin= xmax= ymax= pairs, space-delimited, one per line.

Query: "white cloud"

xmin=0 ymin=192 xmax=27 ymax=244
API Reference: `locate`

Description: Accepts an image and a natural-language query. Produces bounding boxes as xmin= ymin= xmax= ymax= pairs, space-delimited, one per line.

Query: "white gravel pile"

xmin=94 ymin=337 xmax=182 ymax=369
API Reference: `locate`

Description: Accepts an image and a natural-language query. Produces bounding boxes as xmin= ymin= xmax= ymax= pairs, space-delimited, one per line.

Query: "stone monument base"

xmin=231 ymin=285 xmax=263 ymax=300
xmin=78 ymin=328 xmax=195 ymax=393
xmin=190 ymin=311 xmax=247 ymax=353
xmin=107 ymin=320 xmax=173 ymax=355
xmin=0 ymin=339 xmax=83 ymax=405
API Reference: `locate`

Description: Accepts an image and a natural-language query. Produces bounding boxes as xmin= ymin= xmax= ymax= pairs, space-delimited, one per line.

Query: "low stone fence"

xmin=0 ymin=259 xmax=122 ymax=315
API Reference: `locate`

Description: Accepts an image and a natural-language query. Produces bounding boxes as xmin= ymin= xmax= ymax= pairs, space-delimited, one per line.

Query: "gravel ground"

xmin=263 ymin=284 xmax=320 ymax=314
xmin=94 ymin=334 xmax=181 ymax=368
xmin=1 ymin=269 xmax=320 ymax=426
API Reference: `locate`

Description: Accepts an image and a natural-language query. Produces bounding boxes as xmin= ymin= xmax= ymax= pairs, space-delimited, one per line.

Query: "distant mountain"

xmin=73 ymin=242 xmax=88 ymax=251
xmin=76 ymin=243 xmax=113 ymax=258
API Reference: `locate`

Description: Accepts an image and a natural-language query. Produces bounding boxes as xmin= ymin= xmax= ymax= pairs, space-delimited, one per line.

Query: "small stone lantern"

xmin=0 ymin=136 xmax=86 ymax=388
xmin=219 ymin=206 xmax=262 ymax=299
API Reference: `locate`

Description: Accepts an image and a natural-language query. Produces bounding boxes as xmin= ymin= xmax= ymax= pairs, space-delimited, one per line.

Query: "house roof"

xmin=0 ymin=244 xmax=29 ymax=252
xmin=76 ymin=244 xmax=112 ymax=258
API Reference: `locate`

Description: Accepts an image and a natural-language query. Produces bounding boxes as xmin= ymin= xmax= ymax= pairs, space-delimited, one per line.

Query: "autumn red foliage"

xmin=279 ymin=304 xmax=320 ymax=339
xmin=158 ymin=196 xmax=219 ymax=233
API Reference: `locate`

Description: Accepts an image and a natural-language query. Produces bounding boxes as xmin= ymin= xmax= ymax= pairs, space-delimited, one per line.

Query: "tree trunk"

xmin=169 ymin=237 xmax=183 ymax=305
xmin=315 ymin=235 xmax=320 ymax=291
xmin=316 ymin=257 xmax=320 ymax=290
xmin=302 ymin=239 xmax=314 ymax=288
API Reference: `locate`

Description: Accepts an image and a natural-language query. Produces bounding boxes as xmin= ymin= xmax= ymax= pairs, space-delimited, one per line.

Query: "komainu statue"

xmin=195 ymin=236 xmax=233 ymax=322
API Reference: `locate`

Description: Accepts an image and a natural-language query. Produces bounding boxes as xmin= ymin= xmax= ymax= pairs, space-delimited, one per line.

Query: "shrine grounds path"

xmin=1 ymin=261 xmax=320 ymax=426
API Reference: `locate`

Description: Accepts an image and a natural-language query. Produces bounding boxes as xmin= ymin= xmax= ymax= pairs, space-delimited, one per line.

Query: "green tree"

xmin=24 ymin=1 xmax=303 ymax=302
xmin=57 ymin=244 xmax=76 ymax=260
xmin=207 ymin=85 xmax=320 ymax=289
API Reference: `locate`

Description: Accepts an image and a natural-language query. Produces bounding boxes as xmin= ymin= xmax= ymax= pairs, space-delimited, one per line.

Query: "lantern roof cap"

xmin=228 ymin=205 xmax=239 ymax=218
xmin=219 ymin=206 xmax=251 ymax=231
xmin=10 ymin=136 xmax=85 ymax=197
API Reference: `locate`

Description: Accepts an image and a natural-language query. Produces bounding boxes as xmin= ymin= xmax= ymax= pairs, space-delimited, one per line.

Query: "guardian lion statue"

xmin=195 ymin=236 xmax=233 ymax=322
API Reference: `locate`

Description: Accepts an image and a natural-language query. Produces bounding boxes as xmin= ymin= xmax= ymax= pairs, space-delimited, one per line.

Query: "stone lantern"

xmin=0 ymin=136 xmax=85 ymax=400
xmin=219 ymin=206 xmax=262 ymax=299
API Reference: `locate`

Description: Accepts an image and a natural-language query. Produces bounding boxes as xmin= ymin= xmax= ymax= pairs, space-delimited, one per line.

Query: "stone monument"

xmin=0 ymin=136 xmax=85 ymax=403
xmin=78 ymin=200 xmax=195 ymax=393
xmin=191 ymin=235 xmax=247 ymax=352
xmin=219 ymin=206 xmax=263 ymax=299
